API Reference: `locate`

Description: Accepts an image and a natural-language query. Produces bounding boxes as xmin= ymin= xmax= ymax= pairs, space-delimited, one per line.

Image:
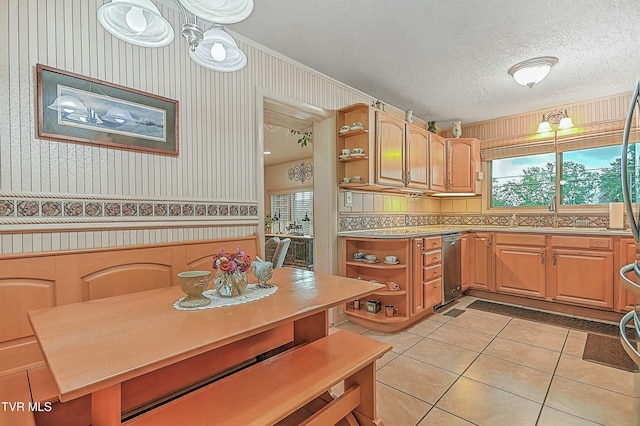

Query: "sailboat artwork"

xmin=619 ymin=78 xmax=640 ymax=368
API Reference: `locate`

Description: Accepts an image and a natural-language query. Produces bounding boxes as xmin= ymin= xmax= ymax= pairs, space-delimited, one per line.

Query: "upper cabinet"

xmin=405 ymin=124 xmax=430 ymax=190
xmin=375 ymin=111 xmax=406 ymax=187
xmin=375 ymin=110 xmax=430 ymax=191
xmin=337 ymin=103 xmax=480 ymax=195
xmin=337 ymin=104 xmax=375 ymax=189
xmin=429 ymin=135 xmax=481 ymax=194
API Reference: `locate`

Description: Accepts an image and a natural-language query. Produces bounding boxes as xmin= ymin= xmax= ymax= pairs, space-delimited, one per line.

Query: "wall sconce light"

xmin=97 ymin=0 xmax=252 ymax=72
xmin=508 ymin=56 xmax=558 ymax=88
xmin=537 ymin=110 xmax=574 ymax=133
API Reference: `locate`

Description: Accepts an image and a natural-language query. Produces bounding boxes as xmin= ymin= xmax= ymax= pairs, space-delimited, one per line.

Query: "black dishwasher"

xmin=439 ymin=233 xmax=462 ymax=307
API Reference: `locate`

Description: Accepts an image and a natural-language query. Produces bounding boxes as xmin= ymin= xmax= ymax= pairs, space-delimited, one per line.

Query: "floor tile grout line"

xmin=534 ymin=331 xmax=570 ymax=425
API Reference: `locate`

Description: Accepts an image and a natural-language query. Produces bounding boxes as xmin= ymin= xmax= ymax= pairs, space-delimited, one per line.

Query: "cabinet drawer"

xmin=423 ymin=250 xmax=442 ymax=266
xmin=423 ymin=264 xmax=442 ymax=281
xmin=424 ymin=277 xmax=442 ymax=307
xmin=423 ymin=237 xmax=442 ymax=250
xmin=551 ymin=236 xmax=612 ymax=250
xmin=495 ymin=233 xmax=545 ymax=246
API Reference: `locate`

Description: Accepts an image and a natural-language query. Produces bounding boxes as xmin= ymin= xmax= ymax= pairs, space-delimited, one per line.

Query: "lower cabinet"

xmin=618 ymin=238 xmax=638 ymax=311
xmin=341 ymin=236 xmax=443 ymax=332
xmin=549 ymin=236 xmax=614 ymax=309
xmin=495 ymin=234 xmax=546 ymax=298
xmin=469 ymin=232 xmax=494 ymax=291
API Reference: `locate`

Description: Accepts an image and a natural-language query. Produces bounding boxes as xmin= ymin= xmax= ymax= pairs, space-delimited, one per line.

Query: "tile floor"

xmin=333 ymin=296 xmax=640 ymax=426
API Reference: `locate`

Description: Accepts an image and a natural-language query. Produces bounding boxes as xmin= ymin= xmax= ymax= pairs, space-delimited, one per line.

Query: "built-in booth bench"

xmin=0 ymin=235 xmax=390 ymax=425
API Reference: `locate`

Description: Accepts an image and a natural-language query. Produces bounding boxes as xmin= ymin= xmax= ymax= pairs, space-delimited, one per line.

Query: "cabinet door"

xmin=447 ymin=138 xmax=477 ymax=193
xmin=618 ymin=238 xmax=637 ymax=312
xmin=551 ymin=249 xmax=614 ymax=309
xmin=461 ymin=234 xmax=469 ymax=291
xmin=375 ymin=112 xmax=406 ymax=187
xmin=470 ymin=233 xmax=494 ymax=291
xmin=405 ymin=124 xmax=429 ymax=190
xmin=495 ymin=244 xmax=545 ymax=298
xmin=428 ymin=133 xmax=447 ymax=192
xmin=424 ymin=278 xmax=442 ymax=308
xmin=411 ymin=238 xmax=425 ymax=315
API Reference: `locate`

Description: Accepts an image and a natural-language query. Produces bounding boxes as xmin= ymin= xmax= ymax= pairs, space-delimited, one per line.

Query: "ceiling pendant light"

xmin=98 ymin=0 xmax=174 ymax=48
xmin=189 ymin=25 xmax=247 ymax=72
xmin=178 ymin=0 xmax=254 ymax=24
xmin=508 ymin=56 xmax=558 ymax=88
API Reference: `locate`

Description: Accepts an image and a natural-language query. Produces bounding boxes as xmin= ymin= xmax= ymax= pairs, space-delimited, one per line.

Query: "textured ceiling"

xmin=228 ymin=0 xmax=640 ymax=126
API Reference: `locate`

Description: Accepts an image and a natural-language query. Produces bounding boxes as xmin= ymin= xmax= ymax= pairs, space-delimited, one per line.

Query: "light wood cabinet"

xmin=617 ymin=237 xmax=637 ymax=312
xmin=375 ymin=111 xmax=406 ymax=187
xmin=424 ymin=278 xmax=442 ymax=308
xmin=428 ymin=134 xmax=447 ymax=192
xmin=342 ymin=237 xmax=412 ymax=333
xmin=428 ymin=136 xmax=480 ymax=194
xmin=461 ymin=233 xmax=469 ymax=291
xmin=405 ymin=124 xmax=430 ymax=190
xmin=375 ymin=112 xmax=430 ymax=191
xmin=495 ymin=234 xmax=546 ymax=298
xmin=337 ymin=104 xmax=374 ymax=189
xmin=469 ymin=232 xmax=494 ymax=291
xmin=549 ymin=236 xmax=614 ymax=309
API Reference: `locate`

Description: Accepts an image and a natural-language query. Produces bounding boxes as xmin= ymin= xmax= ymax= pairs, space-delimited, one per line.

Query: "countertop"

xmin=338 ymin=225 xmax=633 ymax=239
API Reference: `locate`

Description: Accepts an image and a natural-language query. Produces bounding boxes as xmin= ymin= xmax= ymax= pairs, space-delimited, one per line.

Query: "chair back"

xmin=272 ymin=238 xmax=291 ymax=268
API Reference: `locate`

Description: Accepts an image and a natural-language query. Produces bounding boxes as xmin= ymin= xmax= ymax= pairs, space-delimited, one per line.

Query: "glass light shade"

xmin=189 ymin=26 xmax=247 ymax=72
xmin=97 ymin=0 xmax=174 ymax=48
xmin=179 ymin=0 xmax=254 ymax=24
xmin=508 ymin=57 xmax=558 ymax=88
xmin=47 ymin=95 xmax=87 ymax=115
xmin=537 ymin=120 xmax=553 ymax=133
xmin=558 ymin=116 xmax=574 ymax=129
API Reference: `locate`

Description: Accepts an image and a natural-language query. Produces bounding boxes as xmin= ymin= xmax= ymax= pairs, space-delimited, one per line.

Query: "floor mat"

xmin=583 ymin=333 xmax=639 ymax=373
xmin=467 ymin=300 xmax=619 ymax=336
xmin=443 ymin=308 xmax=465 ymax=318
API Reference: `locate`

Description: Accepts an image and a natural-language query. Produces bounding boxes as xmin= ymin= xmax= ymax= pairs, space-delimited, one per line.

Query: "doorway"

xmin=256 ymin=89 xmax=337 ymax=277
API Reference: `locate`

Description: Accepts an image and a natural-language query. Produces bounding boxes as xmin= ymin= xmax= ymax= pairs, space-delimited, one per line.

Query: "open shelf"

xmin=344 ymin=308 xmax=408 ymax=322
xmin=345 ymin=261 xmax=406 ymax=269
xmin=338 ymin=129 xmax=369 ymax=138
xmin=338 ymin=155 xmax=369 ymax=163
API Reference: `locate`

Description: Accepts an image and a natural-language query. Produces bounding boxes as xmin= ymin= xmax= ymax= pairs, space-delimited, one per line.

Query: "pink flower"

xmin=219 ymin=259 xmax=236 ymax=273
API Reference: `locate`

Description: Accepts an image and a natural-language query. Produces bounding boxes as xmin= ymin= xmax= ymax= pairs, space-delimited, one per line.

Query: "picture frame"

xmin=36 ymin=64 xmax=179 ymax=156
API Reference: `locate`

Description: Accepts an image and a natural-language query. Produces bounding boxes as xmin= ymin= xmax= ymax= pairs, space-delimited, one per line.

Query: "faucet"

xmin=548 ymin=195 xmax=558 ymax=228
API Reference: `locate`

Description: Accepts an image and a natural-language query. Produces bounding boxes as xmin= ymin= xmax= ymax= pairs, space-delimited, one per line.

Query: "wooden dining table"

xmin=28 ymin=268 xmax=384 ymax=425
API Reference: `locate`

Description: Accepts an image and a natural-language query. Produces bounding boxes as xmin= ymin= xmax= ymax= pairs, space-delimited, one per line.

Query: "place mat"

xmin=173 ymin=284 xmax=278 ymax=311
xmin=582 ymin=333 xmax=639 ymax=373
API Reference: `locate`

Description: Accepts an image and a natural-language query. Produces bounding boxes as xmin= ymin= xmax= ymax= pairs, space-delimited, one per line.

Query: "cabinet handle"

xmin=540 ymin=251 xmax=545 ymax=265
xmin=552 ymin=251 xmax=557 ymax=265
xmin=484 ymin=235 xmax=492 ymax=247
xmin=433 ymin=256 xmax=438 ymax=261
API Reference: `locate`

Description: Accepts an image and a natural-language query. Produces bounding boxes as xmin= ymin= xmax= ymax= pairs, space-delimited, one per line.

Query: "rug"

xmin=467 ymin=300 xmax=639 ymax=373
xmin=443 ymin=308 xmax=466 ymax=318
xmin=583 ymin=333 xmax=639 ymax=373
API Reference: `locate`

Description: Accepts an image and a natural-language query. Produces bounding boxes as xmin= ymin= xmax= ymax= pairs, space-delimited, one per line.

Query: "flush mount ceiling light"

xmin=98 ymin=0 xmax=252 ymax=71
xmin=508 ymin=56 xmax=558 ymax=88
xmin=97 ymin=0 xmax=175 ymax=47
xmin=189 ymin=24 xmax=247 ymax=71
xmin=537 ymin=109 xmax=574 ymax=133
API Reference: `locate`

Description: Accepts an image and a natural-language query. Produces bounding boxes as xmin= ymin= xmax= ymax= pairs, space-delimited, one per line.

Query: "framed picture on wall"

xmin=36 ymin=64 xmax=179 ymax=156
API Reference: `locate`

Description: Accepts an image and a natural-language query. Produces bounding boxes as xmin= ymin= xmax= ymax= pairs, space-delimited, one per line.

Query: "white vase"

xmin=452 ymin=121 xmax=462 ymax=138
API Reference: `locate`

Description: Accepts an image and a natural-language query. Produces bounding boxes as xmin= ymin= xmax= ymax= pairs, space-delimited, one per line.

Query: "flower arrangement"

xmin=212 ymin=247 xmax=251 ymax=297
xmin=212 ymin=247 xmax=251 ymax=273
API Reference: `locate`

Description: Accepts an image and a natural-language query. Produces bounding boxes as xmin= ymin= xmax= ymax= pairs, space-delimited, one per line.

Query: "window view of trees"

xmin=491 ymin=145 xmax=639 ymax=207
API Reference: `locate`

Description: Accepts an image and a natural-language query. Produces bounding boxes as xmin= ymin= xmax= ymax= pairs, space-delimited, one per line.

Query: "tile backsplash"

xmin=338 ymin=190 xmax=617 ymax=232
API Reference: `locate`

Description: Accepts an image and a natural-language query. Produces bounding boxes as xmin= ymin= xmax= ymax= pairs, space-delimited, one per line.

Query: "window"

xmin=490 ymin=143 xmax=640 ymax=208
xmin=270 ymin=191 xmax=313 ymax=235
xmin=491 ymin=153 xmax=555 ymax=207
xmin=562 ymin=145 xmax=638 ymax=205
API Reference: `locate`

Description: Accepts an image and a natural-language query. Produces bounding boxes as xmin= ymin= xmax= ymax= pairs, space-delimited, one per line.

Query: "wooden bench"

xmin=0 ymin=235 xmax=288 ymax=426
xmin=0 ymin=371 xmax=36 ymax=426
xmin=125 ymin=330 xmax=392 ymax=426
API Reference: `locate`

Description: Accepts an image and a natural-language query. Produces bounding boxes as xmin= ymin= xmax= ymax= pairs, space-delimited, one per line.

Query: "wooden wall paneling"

xmin=0 ymin=256 xmax=56 ymax=342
